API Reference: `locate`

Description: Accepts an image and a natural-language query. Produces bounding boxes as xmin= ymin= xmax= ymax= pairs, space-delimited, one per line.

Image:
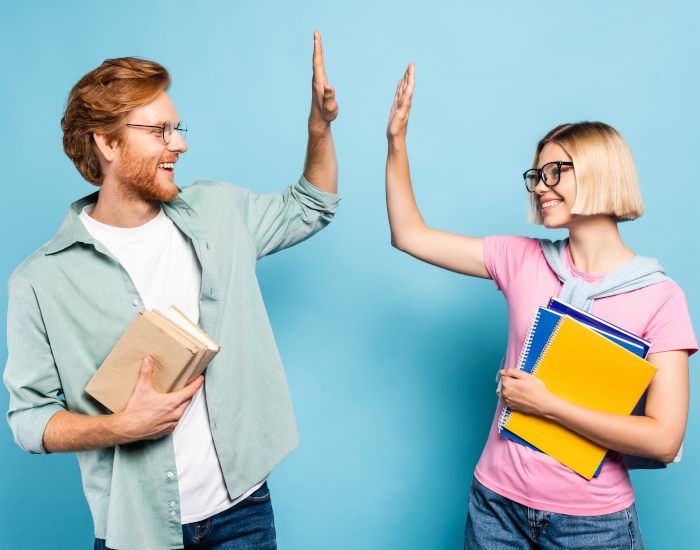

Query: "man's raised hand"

xmin=310 ymin=31 xmax=338 ymax=130
xmin=387 ymin=62 xmax=415 ymax=140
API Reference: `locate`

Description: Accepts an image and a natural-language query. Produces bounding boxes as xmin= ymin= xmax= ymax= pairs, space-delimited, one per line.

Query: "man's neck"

xmin=89 ymin=179 xmax=161 ymax=228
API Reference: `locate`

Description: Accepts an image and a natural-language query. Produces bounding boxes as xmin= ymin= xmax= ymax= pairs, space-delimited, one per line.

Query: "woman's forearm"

xmin=500 ymin=351 xmax=689 ymax=464
xmin=386 ymin=138 xmax=427 ymax=249
xmin=383 ymin=63 xmax=490 ymax=278
xmin=542 ymin=394 xmax=682 ymax=463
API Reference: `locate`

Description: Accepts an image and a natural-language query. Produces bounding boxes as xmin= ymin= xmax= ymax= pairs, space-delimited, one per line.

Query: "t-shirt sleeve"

xmin=643 ymin=282 xmax=698 ymax=357
xmin=483 ymin=236 xmax=540 ymax=293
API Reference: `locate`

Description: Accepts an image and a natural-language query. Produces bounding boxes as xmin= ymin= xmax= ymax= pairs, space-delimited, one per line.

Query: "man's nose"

xmin=169 ymin=130 xmax=188 ymax=154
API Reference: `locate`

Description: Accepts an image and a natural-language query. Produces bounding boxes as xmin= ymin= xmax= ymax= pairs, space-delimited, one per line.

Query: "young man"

xmin=4 ymin=32 xmax=339 ymax=550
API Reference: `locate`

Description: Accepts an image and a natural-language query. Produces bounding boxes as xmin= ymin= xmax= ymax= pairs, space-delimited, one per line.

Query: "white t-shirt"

xmin=79 ymin=204 xmax=264 ymax=524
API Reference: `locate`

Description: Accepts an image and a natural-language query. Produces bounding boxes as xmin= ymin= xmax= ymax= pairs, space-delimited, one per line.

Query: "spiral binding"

xmin=531 ymin=320 xmax=563 ymax=377
xmin=498 ymin=308 xmax=540 ymax=431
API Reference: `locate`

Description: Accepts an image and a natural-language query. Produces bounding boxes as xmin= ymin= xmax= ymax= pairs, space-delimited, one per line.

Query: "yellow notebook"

xmin=502 ymin=316 xmax=658 ymax=479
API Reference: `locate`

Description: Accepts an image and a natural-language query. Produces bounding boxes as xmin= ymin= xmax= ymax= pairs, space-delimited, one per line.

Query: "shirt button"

xmin=133 ymin=300 xmax=139 ymax=306
xmin=170 ymin=511 xmax=176 ymax=517
xmin=170 ymin=501 xmax=176 ymax=507
xmin=167 ymin=472 xmax=174 ymax=478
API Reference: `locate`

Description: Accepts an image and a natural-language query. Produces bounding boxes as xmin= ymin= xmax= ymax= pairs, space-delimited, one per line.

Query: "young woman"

xmin=385 ymin=63 xmax=696 ymax=549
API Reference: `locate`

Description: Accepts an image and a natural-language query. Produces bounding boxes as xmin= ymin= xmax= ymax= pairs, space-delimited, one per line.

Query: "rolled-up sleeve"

xmin=243 ymin=175 xmax=341 ymax=259
xmin=4 ymin=275 xmax=66 ymax=454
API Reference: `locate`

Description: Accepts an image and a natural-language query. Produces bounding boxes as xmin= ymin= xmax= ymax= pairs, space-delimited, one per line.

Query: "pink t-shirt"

xmin=474 ymin=236 xmax=697 ymax=516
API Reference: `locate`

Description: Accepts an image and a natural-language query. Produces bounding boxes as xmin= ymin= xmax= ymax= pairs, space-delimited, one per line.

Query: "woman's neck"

xmin=566 ymin=215 xmax=636 ymax=274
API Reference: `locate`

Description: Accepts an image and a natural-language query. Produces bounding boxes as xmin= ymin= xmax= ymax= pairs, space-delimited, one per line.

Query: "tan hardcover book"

xmin=149 ymin=310 xmax=209 ymax=392
xmin=85 ymin=307 xmax=219 ymax=413
xmin=159 ymin=307 xmax=220 ymax=389
xmin=143 ymin=310 xmax=208 ymax=392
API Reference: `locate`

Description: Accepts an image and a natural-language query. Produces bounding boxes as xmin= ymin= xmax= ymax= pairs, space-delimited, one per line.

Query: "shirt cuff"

xmin=17 ymin=403 xmax=66 ymax=455
xmin=295 ymin=175 xmax=341 ymax=214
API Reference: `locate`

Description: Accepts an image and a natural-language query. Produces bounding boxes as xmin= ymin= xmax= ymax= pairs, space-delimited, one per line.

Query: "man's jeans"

xmin=465 ymin=477 xmax=644 ymax=549
xmin=95 ymin=482 xmax=276 ymax=550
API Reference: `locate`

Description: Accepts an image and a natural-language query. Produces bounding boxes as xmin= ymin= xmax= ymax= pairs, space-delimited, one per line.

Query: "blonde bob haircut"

xmin=528 ymin=121 xmax=644 ymax=224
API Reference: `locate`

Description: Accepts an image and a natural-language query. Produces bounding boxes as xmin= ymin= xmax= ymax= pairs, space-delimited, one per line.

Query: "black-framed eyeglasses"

xmin=523 ymin=161 xmax=573 ymax=193
xmin=125 ymin=120 xmax=187 ymax=144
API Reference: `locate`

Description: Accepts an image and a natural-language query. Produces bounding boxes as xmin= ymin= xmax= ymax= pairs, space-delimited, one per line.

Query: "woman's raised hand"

xmin=387 ymin=62 xmax=415 ymax=140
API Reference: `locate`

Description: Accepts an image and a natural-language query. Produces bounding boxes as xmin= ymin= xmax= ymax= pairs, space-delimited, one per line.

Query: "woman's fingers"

xmin=387 ymin=63 xmax=415 ymax=138
xmin=405 ymin=62 xmax=415 ymax=95
xmin=398 ymin=63 xmax=414 ymax=111
xmin=390 ymin=80 xmax=401 ymax=117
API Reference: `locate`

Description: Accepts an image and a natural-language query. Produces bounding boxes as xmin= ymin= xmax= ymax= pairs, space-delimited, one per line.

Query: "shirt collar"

xmin=45 ymin=187 xmax=188 ymax=256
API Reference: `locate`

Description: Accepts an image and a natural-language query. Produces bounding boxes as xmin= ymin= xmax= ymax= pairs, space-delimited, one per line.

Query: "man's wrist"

xmin=105 ymin=411 xmax=133 ymax=445
xmin=308 ymin=118 xmax=331 ymax=137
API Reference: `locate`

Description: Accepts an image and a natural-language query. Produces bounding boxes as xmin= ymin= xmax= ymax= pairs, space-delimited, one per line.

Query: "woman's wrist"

xmin=539 ymin=391 xmax=566 ymax=421
xmin=387 ymin=136 xmax=407 ymax=154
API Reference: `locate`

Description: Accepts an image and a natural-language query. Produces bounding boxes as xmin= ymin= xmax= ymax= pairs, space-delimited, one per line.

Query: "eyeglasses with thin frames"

xmin=523 ymin=161 xmax=573 ymax=193
xmin=126 ymin=120 xmax=187 ymax=144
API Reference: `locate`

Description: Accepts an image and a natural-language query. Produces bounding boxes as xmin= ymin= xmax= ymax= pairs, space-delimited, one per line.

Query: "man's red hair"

xmin=61 ymin=57 xmax=171 ymax=186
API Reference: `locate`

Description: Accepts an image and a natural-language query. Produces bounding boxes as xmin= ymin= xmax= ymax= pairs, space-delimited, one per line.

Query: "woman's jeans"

xmin=465 ymin=477 xmax=644 ymax=549
xmin=95 ymin=481 xmax=276 ymax=550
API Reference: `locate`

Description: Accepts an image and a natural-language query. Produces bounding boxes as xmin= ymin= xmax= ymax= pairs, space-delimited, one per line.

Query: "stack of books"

xmin=86 ymin=306 xmax=220 ymax=413
xmin=498 ymin=297 xmax=657 ymax=480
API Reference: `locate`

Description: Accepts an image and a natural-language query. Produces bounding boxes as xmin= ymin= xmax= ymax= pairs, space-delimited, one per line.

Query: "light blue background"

xmin=1 ymin=1 xmax=699 ymax=548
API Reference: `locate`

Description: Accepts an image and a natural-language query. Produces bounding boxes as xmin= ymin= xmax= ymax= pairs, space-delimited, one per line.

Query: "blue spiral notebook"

xmin=498 ymin=303 xmax=651 ymax=477
xmin=547 ymin=297 xmax=651 ymax=358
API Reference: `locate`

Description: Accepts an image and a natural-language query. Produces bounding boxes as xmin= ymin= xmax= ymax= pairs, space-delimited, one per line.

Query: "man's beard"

xmin=114 ymin=140 xmax=179 ymax=203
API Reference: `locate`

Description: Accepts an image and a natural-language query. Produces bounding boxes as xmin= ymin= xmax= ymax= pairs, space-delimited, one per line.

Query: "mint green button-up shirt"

xmin=4 ymin=176 xmax=340 ymax=550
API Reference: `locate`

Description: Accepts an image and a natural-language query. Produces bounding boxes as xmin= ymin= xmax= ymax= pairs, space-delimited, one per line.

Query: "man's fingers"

xmin=312 ymin=35 xmax=328 ymax=89
xmin=324 ymin=102 xmax=339 ymax=119
xmin=171 ymin=375 xmax=203 ymax=404
xmin=138 ymin=356 xmax=154 ymax=385
xmin=174 ymin=397 xmax=193 ymax=418
xmin=323 ymin=84 xmax=335 ymax=99
xmin=312 ymin=31 xmax=324 ymax=72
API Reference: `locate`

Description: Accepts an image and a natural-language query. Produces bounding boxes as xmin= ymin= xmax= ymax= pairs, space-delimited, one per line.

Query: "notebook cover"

xmin=498 ymin=308 xmax=605 ymax=476
xmin=499 ymin=306 xmax=646 ymax=476
xmin=503 ymin=316 xmax=658 ymax=479
xmin=548 ymin=297 xmax=651 ymax=358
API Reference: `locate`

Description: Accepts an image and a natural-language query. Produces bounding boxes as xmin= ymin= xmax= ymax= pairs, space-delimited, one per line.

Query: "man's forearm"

xmin=303 ymin=124 xmax=337 ymax=194
xmin=43 ymin=410 xmax=130 ymax=453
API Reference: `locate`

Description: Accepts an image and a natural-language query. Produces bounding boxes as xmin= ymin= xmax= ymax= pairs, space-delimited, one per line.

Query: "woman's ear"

xmin=93 ymin=133 xmax=117 ymax=162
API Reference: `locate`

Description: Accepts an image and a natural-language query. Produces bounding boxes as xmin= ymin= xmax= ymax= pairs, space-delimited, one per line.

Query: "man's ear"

xmin=93 ymin=133 xmax=117 ymax=162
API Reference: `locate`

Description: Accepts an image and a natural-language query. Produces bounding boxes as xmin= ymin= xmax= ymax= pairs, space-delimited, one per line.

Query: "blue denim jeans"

xmin=465 ymin=477 xmax=644 ymax=549
xmin=95 ymin=482 xmax=276 ymax=550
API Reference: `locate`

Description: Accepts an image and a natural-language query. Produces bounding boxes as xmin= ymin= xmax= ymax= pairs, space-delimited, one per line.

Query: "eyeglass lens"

xmin=163 ymin=121 xmax=187 ymax=144
xmin=524 ymin=163 xmax=563 ymax=192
